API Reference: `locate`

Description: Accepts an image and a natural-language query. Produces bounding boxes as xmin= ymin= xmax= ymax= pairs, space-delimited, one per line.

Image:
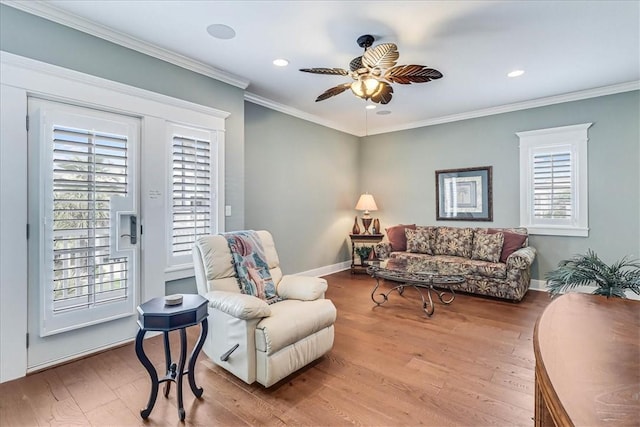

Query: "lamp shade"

xmin=350 ymin=78 xmax=381 ymax=99
xmin=355 ymin=193 xmax=378 ymax=213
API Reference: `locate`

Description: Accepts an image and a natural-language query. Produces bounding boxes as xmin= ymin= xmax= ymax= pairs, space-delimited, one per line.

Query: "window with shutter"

xmin=167 ymin=124 xmax=220 ymax=269
xmin=532 ymin=152 xmax=572 ymax=220
xmin=517 ymin=123 xmax=591 ymax=237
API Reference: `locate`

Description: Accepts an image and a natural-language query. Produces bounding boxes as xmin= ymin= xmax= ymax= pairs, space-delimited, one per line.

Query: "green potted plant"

xmin=545 ymin=249 xmax=640 ymax=298
xmin=355 ymin=246 xmax=373 ymax=266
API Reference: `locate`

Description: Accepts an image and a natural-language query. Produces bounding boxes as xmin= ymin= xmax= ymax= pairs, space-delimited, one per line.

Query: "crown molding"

xmin=4 ymin=1 xmax=637 ymax=137
xmin=369 ymin=81 xmax=640 ymax=136
xmin=1 ymin=51 xmax=231 ymax=120
xmin=1 ymin=0 xmax=250 ymax=90
xmin=244 ymin=92 xmax=361 ymax=136
xmin=248 ymin=81 xmax=639 ymax=137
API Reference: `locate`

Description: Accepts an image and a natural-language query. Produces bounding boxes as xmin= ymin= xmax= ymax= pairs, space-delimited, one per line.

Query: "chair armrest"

xmin=506 ymin=246 xmax=537 ymax=270
xmin=205 ymin=290 xmax=271 ymax=320
xmin=277 ymin=275 xmax=328 ymax=301
xmin=375 ymin=242 xmax=393 ymax=260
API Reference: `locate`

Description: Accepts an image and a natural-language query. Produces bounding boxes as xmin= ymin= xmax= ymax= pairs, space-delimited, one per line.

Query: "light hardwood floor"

xmin=0 ymin=270 xmax=550 ymax=426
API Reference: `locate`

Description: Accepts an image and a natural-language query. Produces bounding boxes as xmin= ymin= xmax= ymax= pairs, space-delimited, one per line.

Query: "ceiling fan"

xmin=300 ymin=34 xmax=443 ymax=105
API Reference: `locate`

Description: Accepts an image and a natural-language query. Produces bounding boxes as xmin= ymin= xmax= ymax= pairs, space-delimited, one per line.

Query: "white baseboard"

xmin=25 ymin=335 xmax=142 ymax=374
xmin=529 ymin=279 xmax=640 ymax=300
xmin=296 ymin=260 xmax=351 ymax=278
xmin=529 ymin=279 xmax=547 ymax=292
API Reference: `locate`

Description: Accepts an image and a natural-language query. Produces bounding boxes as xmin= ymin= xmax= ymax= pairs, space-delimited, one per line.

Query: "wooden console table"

xmin=533 ymin=293 xmax=639 ymax=426
xmin=349 ymin=233 xmax=383 ymax=274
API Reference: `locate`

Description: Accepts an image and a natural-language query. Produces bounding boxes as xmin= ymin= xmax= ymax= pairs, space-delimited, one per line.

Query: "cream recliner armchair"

xmin=192 ymin=230 xmax=337 ymax=387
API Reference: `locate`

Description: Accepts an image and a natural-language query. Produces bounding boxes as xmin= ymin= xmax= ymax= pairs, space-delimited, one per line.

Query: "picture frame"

xmin=436 ymin=166 xmax=493 ymax=221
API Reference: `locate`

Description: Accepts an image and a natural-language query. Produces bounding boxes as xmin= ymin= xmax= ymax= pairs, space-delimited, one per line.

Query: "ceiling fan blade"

xmin=362 ymin=43 xmax=399 ymax=70
xmin=315 ymin=83 xmax=352 ymax=102
xmin=384 ymin=65 xmax=443 ymax=84
xmin=370 ymin=81 xmax=394 ymax=104
xmin=349 ymin=56 xmax=363 ymax=71
xmin=300 ymin=68 xmax=349 ymax=76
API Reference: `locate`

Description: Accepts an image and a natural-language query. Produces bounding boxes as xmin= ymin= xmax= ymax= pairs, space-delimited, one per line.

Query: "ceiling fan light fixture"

xmin=300 ymin=34 xmax=442 ymax=104
xmin=351 ymin=77 xmax=381 ymax=99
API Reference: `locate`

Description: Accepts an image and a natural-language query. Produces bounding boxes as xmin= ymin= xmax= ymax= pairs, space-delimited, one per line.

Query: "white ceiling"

xmin=8 ymin=1 xmax=640 ymax=136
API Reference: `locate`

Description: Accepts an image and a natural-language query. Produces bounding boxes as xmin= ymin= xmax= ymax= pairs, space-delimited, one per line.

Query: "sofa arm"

xmin=277 ymin=275 xmax=327 ymax=301
xmin=205 ymin=290 xmax=271 ymax=320
xmin=375 ymin=242 xmax=393 ymax=260
xmin=506 ymin=246 xmax=537 ymax=270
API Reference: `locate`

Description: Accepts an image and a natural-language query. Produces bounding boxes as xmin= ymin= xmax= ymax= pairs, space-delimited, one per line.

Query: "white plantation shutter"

xmin=532 ymin=152 xmax=572 ymax=219
xmin=518 ymin=123 xmax=591 ymax=237
xmin=172 ymin=136 xmax=211 ymax=255
xmin=52 ymin=126 xmax=129 ymax=313
xmin=167 ymin=124 xmax=219 ymax=267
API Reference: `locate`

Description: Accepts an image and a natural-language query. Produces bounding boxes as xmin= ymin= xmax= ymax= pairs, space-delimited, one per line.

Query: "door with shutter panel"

xmin=27 ymin=98 xmax=141 ymax=370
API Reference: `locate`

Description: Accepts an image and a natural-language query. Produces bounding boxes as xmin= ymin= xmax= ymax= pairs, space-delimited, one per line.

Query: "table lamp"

xmin=355 ymin=193 xmax=378 ymax=234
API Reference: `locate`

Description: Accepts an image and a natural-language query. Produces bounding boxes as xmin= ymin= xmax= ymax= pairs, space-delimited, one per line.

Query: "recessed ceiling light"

xmin=376 ymin=110 xmax=392 ymax=115
xmin=365 ymin=105 xmax=376 ymax=110
xmin=272 ymin=58 xmax=289 ymax=67
xmin=206 ymin=24 xmax=236 ymax=40
xmin=507 ymin=69 xmax=525 ymax=78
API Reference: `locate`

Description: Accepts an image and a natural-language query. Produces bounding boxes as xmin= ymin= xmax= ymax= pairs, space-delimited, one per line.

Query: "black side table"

xmin=135 ymin=294 xmax=209 ymax=421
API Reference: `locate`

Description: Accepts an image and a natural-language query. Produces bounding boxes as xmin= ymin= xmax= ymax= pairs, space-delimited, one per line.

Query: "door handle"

xmin=120 ymin=215 xmax=137 ymax=245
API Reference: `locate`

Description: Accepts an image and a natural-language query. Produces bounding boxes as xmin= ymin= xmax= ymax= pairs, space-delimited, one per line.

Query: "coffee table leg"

xmin=371 ymin=277 xmax=388 ymax=304
xmin=434 ymin=285 xmax=456 ymax=304
xmin=419 ymin=286 xmax=436 ymax=317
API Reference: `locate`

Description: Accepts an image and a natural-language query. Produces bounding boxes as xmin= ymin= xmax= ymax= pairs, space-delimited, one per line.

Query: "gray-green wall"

xmin=244 ymin=102 xmax=359 ymax=273
xmin=3 ymin=3 xmax=639 ymax=284
xmin=360 ymin=91 xmax=640 ymax=280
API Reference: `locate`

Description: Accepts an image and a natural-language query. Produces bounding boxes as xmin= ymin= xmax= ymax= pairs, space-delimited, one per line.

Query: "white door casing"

xmin=1 ymin=51 xmax=228 ymax=381
xmin=27 ymin=98 xmax=141 ymax=369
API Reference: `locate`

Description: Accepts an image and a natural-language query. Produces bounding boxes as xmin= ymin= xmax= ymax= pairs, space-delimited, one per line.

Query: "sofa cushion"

xmin=385 ymin=224 xmax=416 ymax=251
xmin=433 ymin=227 xmax=474 ymax=258
xmin=405 ymin=228 xmax=432 ymax=254
xmin=488 ymin=229 xmax=528 ymax=263
xmin=255 ymin=299 xmax=337 ymax=354
xmin=471 ymin=232 xmax=504 ymax=263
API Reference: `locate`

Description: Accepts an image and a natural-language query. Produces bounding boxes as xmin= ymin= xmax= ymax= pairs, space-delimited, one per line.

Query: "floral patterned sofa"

xmin=374 ymin=225 xmax=536 ymax=301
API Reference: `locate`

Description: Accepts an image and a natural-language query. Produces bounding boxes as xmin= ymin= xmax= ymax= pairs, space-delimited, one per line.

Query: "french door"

xmin=27 ymin=98 xmax=141 ymax=370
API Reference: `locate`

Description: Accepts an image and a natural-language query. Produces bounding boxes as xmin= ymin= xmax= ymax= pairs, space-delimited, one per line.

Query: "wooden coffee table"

xmin=367 ymin=258 xmax=464 ymax=317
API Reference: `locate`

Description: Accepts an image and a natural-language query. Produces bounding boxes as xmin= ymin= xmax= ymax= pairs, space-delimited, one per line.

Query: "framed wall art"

xmin=436 ymin=166 xmax=493 ymax=221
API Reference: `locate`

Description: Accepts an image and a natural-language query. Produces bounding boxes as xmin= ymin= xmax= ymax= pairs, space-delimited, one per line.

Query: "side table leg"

xmin=163 ymin=331 xmax=173 ymax=398
xmin=351 ymin=240 xmax=356 ymax=273
xmin=188 ymin=318 xmax=207 ymax=398
xmin=176 ymin=328 xmax=188 ymax=421
xmin=135 ymin=329 xmax=158 ymax=419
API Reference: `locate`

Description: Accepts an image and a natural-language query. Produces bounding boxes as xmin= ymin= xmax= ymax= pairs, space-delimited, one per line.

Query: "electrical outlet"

xmin=225 ymin=205 xmax=232 ymax=217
